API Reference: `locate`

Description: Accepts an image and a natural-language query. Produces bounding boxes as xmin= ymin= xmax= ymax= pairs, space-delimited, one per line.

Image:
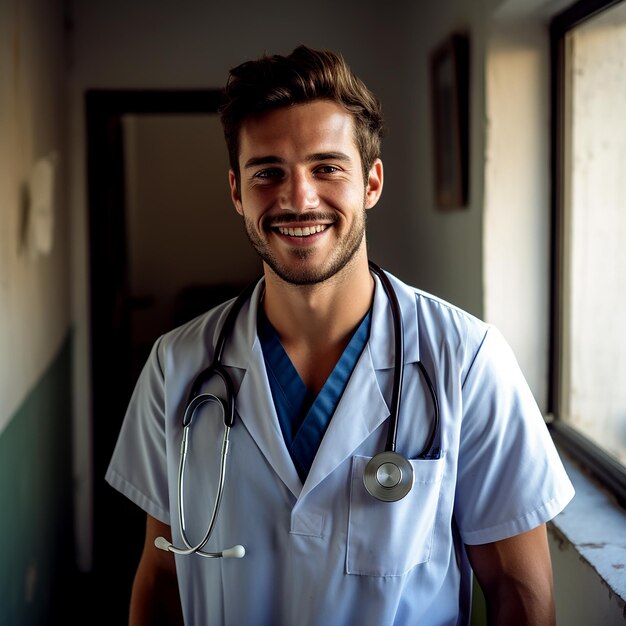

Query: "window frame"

xmin=549 ymin=0 xmax=626 ymax=508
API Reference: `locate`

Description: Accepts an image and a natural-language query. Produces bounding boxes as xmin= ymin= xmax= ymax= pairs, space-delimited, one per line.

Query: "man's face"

xmin=229 ymin=100 xmax=383 ymax=286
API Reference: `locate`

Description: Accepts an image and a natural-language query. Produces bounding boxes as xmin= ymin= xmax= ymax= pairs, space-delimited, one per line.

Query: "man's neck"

xmin=261 ymin=252 xmax=375 ymax=393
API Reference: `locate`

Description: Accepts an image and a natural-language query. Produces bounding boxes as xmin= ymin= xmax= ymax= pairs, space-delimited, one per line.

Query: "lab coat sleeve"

xmin=453 ymin=326 xmax=574 ymax=545
xmin=105 ymin=336 xmax=172 ymax=525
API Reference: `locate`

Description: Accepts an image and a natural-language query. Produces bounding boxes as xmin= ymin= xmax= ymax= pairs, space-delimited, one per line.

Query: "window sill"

xmin=548 ymin=446 xmax=626 ymax=615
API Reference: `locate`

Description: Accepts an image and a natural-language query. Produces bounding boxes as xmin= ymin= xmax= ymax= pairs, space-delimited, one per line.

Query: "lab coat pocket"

xmin=347 ymin=454 xmax=445 ymax=576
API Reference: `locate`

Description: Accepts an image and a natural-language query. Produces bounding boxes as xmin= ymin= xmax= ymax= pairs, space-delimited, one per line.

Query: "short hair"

xmin=219 ymin=45 xmax=385 ymax=188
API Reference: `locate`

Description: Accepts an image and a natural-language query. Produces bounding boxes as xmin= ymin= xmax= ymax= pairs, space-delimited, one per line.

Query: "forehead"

xmin=238 ymin=100 xmax=358 ymax=160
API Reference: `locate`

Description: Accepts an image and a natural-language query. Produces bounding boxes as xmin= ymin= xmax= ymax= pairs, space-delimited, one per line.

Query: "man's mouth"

xmin=276 ymin=224 xmax=328 ymax=237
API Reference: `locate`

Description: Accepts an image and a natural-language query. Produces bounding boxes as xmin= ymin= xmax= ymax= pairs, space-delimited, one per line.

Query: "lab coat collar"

xmin=222 ymin=277 xmax=265 ymax=370
xmin=222 ymin=279 xmax=304 ymax=496
xmin=368 ymin=270 xmax=420 ymax=369
xmin=236 ymin=338 xmax=304 ymax=497
xmin=221 ymin=269 xmax=420 ymax=370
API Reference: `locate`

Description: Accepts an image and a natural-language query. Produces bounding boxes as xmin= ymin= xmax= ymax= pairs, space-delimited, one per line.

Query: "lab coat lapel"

xmin=299 ymin=344 xmax=389 ymax=500
xmin=234 ymin=338 xmax=303 ymax=499
xmin=221 ymin=278 xmax=303 ymax=499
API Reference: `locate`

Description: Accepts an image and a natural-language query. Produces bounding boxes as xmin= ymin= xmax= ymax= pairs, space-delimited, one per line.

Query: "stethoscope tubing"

xmin=368 ymin=262 xmax=439 ymax=459
xmin=156 ymin=261 xmax=441 ymax=557
xmin=174 ymin=397 xmax=232 ymax=557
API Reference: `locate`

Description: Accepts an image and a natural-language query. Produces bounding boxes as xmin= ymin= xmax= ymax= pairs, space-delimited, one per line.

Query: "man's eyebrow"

xmin=243 ymin=156 xmax=284 ymax=169
xmin=306 ymin=152 xmax=352 ymax=163
xmin=243 ymin=152 xmax=353 ymax=169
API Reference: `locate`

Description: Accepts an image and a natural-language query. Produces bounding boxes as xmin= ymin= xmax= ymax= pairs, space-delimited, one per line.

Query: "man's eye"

xmin=315 ymin=165 xmax=340 ymax=175
xmin=254 ymin=169 xmax=282 ymax=179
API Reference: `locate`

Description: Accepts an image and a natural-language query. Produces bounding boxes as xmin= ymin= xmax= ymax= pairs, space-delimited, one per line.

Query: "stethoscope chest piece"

xmin=363 ymin=451 xmax=414 ymax=502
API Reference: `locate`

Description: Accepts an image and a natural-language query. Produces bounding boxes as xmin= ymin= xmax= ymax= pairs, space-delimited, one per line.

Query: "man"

xmin=106 ymin=45 xmax=574 ymax=625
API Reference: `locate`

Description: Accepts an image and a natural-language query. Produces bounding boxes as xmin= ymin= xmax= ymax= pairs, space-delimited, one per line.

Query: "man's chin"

xmin=266 ymin=251 xmax=361 ymax=287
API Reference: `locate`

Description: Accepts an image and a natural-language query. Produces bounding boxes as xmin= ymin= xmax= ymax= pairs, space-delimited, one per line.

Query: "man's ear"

xmin=229 ymin=170 xmax=243 ymax=215
xmin=365 ymin=159 xmax=384 ymax=210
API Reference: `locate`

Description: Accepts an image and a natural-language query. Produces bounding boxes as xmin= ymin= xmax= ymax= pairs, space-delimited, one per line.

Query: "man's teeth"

xmin=277 ymin=224 xmax=327 ymax=237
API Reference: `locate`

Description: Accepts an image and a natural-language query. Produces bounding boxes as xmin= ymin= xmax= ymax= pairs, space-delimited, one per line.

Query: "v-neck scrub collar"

xmin=257 ymin=307 xmax=372 ymax=481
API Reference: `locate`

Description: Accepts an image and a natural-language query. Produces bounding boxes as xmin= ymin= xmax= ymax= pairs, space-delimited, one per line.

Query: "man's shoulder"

xmin=387 ymin=271 xmax=488 ymax=334
xmin=382 ymin=271 xmax=492 ymax=375
xmin=157 ymin=297 xmax=238 ymax=355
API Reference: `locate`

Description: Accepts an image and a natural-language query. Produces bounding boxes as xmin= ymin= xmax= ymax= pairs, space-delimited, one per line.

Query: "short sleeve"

xmin=105 ymin=336 xmax=171 ymax=524
xmin=454 ymin=326 xmax=574 ymax=545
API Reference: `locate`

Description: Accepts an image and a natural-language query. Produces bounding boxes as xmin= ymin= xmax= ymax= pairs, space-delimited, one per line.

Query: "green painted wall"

xmin=0 ymin=335 xmax=75 ymax=625
xmin=471 ymin=577 xmax=488 ymax=625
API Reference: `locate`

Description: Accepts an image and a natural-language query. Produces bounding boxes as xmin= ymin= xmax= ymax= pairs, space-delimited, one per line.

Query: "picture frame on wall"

xmin=430 ymin=32 xmax=470 ymax=209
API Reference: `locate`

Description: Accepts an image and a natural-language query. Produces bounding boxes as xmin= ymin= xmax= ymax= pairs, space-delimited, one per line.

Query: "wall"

xmin=483 ymin=18 xmax=552 ymax=407
xmin=0 ymin=0 xmax=73 ymax=622
xmin=0 ymin=0 xmax=69 ymax=434
xmin=397 ymin=0 xmax=489 ymax=318
xmin=0 ymin=338 xmax=74 ymax=625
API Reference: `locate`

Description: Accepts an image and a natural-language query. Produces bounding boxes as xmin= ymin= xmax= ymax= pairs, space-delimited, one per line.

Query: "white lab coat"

xmin=106 ymin=271 xmax=574 ymax=625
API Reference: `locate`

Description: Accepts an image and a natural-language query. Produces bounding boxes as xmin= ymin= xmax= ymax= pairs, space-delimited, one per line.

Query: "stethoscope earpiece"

xmin=363 ymin=451 xmax=415 ymax=502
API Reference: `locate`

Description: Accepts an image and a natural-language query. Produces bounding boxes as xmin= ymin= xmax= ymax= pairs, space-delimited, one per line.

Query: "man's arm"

xmin=129 ymin=514 xmax=183 ymax=626
xmin=465 ymin=524 xmax=556 ymax=626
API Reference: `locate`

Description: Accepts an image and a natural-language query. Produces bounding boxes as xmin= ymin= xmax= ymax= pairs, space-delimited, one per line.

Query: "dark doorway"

xmin=84 ymin=89 xmax=260 ymax=621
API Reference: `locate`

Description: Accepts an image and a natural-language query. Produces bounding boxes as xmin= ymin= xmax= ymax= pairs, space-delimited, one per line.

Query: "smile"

xmin=276 ymin=224 xmax=328 ymax=237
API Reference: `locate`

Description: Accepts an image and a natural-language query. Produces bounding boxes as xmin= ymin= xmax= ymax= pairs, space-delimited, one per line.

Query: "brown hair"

xmin=219 ymin=45 xmax=384 ymax=188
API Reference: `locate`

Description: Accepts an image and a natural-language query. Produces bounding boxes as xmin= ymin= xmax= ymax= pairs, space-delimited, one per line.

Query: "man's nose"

xmin=278 ymin=171 xmax=320 ymax=212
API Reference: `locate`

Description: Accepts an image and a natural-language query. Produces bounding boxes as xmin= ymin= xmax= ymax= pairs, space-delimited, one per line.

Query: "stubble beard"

xmin=242 ymin=208 xmax=367 ymax=286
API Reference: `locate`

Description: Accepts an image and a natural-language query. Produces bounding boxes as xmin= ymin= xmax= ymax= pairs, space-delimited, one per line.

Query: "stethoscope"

xmin=155 ymin=261 xmax=439 ymax=559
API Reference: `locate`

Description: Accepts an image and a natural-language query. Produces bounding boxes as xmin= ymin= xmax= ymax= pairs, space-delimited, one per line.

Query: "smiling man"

xmin=106 ymin=45 xmax=574 ymax=625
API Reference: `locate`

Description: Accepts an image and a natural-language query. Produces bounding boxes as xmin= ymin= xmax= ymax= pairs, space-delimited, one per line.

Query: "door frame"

xmin=84 ymin=88 xmax=221 ymax=613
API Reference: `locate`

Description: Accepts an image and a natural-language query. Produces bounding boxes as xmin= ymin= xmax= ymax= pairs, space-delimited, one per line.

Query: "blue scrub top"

xmin=257 ymin=307 xmax=372 ymax=481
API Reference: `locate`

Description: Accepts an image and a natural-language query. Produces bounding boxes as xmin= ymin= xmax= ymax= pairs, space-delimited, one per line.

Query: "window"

xmin=550 ymin=0 xmax=626 ymax=506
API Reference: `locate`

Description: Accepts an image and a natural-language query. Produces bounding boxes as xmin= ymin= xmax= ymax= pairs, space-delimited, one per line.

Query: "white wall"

xmin=483 ymin=18 xmax=552 ymax=409
xmin=0 ymin=0 xmax=70 ymax=432
xmin=396 ymin=1 xmax=489 ymax=318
